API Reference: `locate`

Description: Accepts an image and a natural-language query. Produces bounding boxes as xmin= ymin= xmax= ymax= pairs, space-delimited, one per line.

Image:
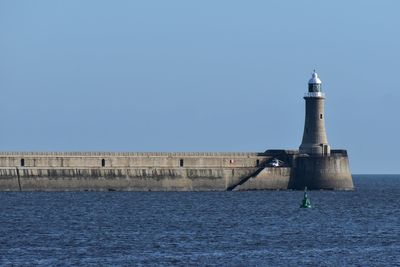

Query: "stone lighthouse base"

xmin=291 ymin=150 xmax=354 ymax=190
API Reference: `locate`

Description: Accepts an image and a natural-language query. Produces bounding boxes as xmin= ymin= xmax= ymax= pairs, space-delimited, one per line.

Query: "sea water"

xmin=0 ymin=175 xmax=399 ymax=266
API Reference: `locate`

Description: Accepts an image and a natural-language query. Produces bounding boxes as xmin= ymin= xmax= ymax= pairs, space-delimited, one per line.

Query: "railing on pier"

xmin=304 ymin=92 xmax=325 ymax=98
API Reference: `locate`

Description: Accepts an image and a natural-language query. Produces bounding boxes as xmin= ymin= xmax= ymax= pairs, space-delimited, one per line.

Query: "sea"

xmin=0 ymin=175 xmax=399 ymax=266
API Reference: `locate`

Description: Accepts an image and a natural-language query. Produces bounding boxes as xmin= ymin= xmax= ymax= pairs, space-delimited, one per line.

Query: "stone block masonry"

xmin=0 ymin=152 xmax=272 ymax=191
xmin=0 ymin=150 xmax=353 ymax=191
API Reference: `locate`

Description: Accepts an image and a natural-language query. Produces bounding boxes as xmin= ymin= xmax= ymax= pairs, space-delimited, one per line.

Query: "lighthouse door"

xmin=320 ymin=144 xmax=328 ymax=155
xmin=323 ymin=145 xmax=328 ymax=155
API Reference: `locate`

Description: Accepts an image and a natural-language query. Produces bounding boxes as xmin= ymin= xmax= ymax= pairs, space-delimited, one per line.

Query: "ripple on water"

xmin=0 ymin=175 xmax=399 ymax=266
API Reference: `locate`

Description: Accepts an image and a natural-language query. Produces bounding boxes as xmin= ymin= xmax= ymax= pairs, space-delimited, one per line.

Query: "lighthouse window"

xmin=101 ymin=159 xmax=106 ymax=167
xmin=320 ymin=114 xmax=323 ymax=119
xmin=20 ymin=159 xmax=25 ymax=167
xmin=180 ymin=159 xmax=184 ymax=167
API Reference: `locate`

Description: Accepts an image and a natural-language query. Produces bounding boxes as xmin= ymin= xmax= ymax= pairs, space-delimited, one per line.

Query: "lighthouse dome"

xmin=308 ymin=70 xmax=322 ymax=84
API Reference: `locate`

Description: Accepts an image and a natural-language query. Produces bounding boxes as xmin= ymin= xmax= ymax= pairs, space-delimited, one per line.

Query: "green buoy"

xmin=300 ymin=187 xmax=311 ymax=208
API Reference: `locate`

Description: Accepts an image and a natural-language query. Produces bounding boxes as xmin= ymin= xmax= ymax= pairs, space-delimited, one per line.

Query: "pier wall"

xmin=0 ymin=152 xmax=275 ymax=191
xmin=233 ymin=167 xmax=292 ymax=191
xmin=0 ymin=152 xmax=264 ymax=168
xmin=0 ymin=150 xmax=353 ymax=191
xmin=0 ymin=167 xmax=261 ymax=191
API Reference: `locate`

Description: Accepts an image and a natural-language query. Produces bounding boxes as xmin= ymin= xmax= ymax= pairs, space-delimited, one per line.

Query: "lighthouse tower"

xmin=292 ymin=70 xmax=354 ymax=190
xmin=299 ymin=71 xmax=330 ymax=155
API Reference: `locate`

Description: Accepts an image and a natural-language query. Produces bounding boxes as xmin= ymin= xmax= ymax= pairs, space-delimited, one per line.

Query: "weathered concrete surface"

xmin=0 ymin=152 xmax=265 ymax=168
xmin=7 ymin=167 xmax=258 ymax=191
xmin=0 ymin=150 xmax=353 ymax=191
xmin=300 ymin=96 xmax=331 ymax=155
xmin=0 ymin=152 xmax=271 ymax=191
xmin=291 ymin=151 xmax=354 ymax=190
xmin=0 ymin=168 xmax=20 ymax=191
xmin=233 ymin=167 xmax=292 ymax=191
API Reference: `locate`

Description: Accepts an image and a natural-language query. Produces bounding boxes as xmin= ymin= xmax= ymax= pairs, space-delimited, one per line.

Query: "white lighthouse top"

xmin=308 ymin=70 xmax=322 ymax=84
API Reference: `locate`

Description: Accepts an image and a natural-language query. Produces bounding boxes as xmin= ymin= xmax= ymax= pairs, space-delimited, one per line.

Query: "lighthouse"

xmin=299 ymin=70 xmax=330 ymax=155
xmin=292 ymin=70 xmax=354 ymax=190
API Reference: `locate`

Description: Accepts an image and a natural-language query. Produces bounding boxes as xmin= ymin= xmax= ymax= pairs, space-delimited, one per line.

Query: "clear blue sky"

xmin=0 ymin=1 xmax=399 ymax=174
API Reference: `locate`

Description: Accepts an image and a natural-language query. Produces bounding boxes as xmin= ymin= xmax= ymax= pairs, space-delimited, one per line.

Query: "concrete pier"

xmin=0 ymin=149 xmax=353 ymax=191
xmin=0 ymin=152 xmax=269 ymax=191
